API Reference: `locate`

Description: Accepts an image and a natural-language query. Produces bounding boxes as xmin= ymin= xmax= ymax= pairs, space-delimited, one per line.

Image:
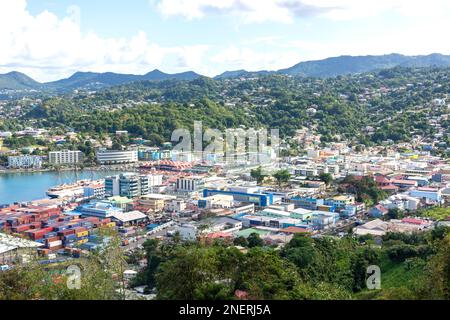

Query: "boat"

xmin=46 ymin=180 xmax=103 ymax=199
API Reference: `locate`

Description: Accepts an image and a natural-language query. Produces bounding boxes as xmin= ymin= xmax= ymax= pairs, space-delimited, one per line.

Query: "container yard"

xmin=0 ymin=204 xmax=116 ymax=260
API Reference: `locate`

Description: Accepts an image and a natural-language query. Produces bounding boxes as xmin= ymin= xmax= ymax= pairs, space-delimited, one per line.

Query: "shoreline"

xmin=0 ymin=165 xmax=139 ymax=175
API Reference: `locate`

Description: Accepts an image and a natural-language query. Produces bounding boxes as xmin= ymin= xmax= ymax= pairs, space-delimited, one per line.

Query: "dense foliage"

xmin=131 ymin=226 xmax=449 ymax=300
xmin=1 ymin=67 xmax=448 ymax=148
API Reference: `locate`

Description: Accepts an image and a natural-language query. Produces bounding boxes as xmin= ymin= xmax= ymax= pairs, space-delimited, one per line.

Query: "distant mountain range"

xmin=0 ymin=69 xmax=201 ymax=92
xmin=1 ymin=53 xmax=450 ymax=92
xmin=216 ymin=53 xmax=450 ymax=79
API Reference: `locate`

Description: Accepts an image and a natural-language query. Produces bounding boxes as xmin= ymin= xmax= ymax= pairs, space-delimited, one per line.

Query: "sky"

xmin=0 ymin=0 xmax=449 ymax=82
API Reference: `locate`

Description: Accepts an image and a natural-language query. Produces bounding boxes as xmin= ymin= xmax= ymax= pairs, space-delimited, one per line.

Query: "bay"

xmin=0 ymin=170 xmax=120 ymax=205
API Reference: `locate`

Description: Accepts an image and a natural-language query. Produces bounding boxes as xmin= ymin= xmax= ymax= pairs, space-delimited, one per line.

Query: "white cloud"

xmin=154 ymin=0 xmax=450 ymax=23
xmin=1 ymin=0 xmax=449 ymax=82
xmin=0 ymin=0 xmax=210 ymax=82
xmin=211 ymin=45 xmax=302 ymax=72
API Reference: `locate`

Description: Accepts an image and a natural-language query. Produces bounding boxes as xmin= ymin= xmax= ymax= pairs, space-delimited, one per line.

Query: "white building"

xmin=176 ymin=176 xmax=205 ymax=193
xmin=84 ymin=183 xmax=106 ymax=199
xmin=8 ymin=155 xmax=43 ymax=169
xmin=175 ymin=224 xmax=198 ymax=241
xmin=96 ymin=149 xmax=138 ymax=164
xmin=165 ymin=199 xmax=187 ymax=213
xmin=48 ymin=150 xmax=83 ymax=165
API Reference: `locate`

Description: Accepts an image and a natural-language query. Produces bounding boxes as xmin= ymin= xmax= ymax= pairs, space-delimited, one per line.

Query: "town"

xmin=1 ymin=126 xmax=449 ymax=298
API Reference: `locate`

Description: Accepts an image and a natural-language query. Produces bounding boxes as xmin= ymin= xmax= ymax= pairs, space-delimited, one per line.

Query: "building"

xmin=139 ymin=194 xmax=176 ymax=213
xmin=198 ymin=194 xmax=234 ymax=209
xmin=165 ymin=199 xmax=187 ymax=213
xmin=105 ymin=175 xmax=120 ymax=197
xmin=83 ymin=183 xmax=105 ymax=199
xmin=310 ymin=211 xmax=339 ymax=230
xmin=76 ymin=201 xmax=123 ymax=218
xmin=0 ymin=233 xmax=44 ymax=265
xmin=105 ymin=173 xmax=162 ymax=198
xmin=232 ymin=204 xmax=255 ymax=215
xmin=176 ymin=176 xmax=205 ymax=193
xmin=108 ymin=196 xmax=134 ymax=211
xmin=369 ymin=205 xmax=389 ymax=218
xmin=120 ymin=173 xmax=143 ymax=198
xmin=96 ymin=149 xmax=138 ymax=164
xmin=8 ymin=155 xmax=43 ymax=169
xmin=138 ymin=148 xmax=172 ymax=161
xmin=290 ymin=197 xmax=324 ymax=210
xmin=175 ymin=224 xmax=199 ymax=241
xmin=324 ymin=195 xmax=355 ymax=209
xmin=354 ymin=218 xmax=433 ymax=237
xmin=48 ymin=150 xmax=83 ymax=165
xmin=203 ymin=189 xmax=274 ymax=207
xmin=111 ymin=210 xmax=148 ymax=226
xmin=410 ymin=187 xmax=442 ymax=203
xmin=206 ymin=217 xmax=243 ymax=233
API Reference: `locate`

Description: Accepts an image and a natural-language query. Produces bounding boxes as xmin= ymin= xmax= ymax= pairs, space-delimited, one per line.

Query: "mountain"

xmin=142 ymin=69 xmax=200 ymax=81
xmin=277 ymin=53 xmax=450 ymax=77
xmin=46 ymin=69 xmax=202 ymax=91
xmin=1 ymin=53 xmax=450 ymax=92
xmin=214 ymin=69 xmax=274 ymax=79
xmin=0 ymin=71 xmax=42 ymax=90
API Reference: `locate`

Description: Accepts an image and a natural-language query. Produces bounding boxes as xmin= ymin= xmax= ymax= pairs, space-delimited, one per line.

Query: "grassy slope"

xmin=355 ymin=252 xmax=426 ymax=300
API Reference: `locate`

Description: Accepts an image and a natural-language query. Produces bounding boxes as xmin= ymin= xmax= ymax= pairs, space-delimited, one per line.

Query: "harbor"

xmin=0 ymin=170 xmax=120 ymax=204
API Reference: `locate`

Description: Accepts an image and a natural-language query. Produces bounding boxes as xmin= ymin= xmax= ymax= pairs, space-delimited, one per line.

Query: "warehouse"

xmin=0 ymin=233 xmax=44 ymax=265
xmin=111 ymin=211 xmax=148 ymax=227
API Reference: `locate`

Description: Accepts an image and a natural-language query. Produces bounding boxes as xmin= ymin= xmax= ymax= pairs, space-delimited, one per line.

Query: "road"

xmin=123 ymin=228 xmax=173 ymax=251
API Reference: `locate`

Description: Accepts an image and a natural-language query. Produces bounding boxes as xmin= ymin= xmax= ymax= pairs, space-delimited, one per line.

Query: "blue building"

xmin=76 ymin=201 xmax=123 ymax=218
xmin=290 ymin=197 xmax=324 ymax=210
xmin=203 ymin=189 xmax=273 ymax=207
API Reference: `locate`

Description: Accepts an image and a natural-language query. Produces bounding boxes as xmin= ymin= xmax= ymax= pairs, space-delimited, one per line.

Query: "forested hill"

xmin=4 ymin=67 xmax=447 ymax=151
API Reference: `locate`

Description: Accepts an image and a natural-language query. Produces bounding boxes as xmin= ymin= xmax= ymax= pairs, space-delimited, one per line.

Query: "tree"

xmin=319 ymin=173 xmax=334 ymax=186
xmin=247 ymin=233 xmax=264 ymax=248
xmin=386 ymin=208 xmax=402 ymax=220
xmin=233 ymin=236 xmax=249 ymax=247
xmin=273 ymin=169 xmax=291 ymax=188
xmin=155 ymin=246 xmax=234 ymax=300
xmin=250 ymin=166 xmax=266 ymax=185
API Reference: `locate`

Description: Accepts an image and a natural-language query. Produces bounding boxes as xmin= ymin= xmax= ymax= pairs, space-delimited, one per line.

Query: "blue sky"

xmin=1 ymin=0 xmax=449 ymax=82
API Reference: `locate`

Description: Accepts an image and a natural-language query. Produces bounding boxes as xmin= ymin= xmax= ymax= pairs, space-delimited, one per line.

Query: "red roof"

xmin=392 ymin=180 xmax=417 ymax=185
xmin=280 ymin=226 xmax=309 ymax=234
xmin=380 ymin=185 xmax=399 ymax=190
xmin=206 ymin=232 xmax=233 ymax=239
xmin=374 ymin=205 xmax=388 ymax=213
xmin=402 ymin=218 xmax=427 ymax=225
xmin=375 ymin=175 xmax=390 ymax=183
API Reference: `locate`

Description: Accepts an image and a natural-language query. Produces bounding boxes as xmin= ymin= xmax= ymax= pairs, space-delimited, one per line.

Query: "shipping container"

xmin=77 ymin=239 xmax=88 ymax=245
xmin=44 ymin=232 xmax=58 ymax=239
xmin=57 ymin=229 xmax=76 ymax=237
xmin=76 ymin=231 xmax=89 ymax=238
xmin=48 ymin=246 xmax=63 ymax=252
xmin=64 ymin=234 xmax=76 ymax=240
xmin=48 ymin=240 xmax=63 ymax=248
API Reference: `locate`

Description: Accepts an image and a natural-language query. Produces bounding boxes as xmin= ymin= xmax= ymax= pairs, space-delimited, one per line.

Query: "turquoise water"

xmin=0 ymin=170 xmax=119 ymax=205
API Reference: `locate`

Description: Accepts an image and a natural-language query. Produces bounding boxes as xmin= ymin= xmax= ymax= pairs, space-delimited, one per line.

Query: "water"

xmin=0 ymin=170 xmax=120 ymax=205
